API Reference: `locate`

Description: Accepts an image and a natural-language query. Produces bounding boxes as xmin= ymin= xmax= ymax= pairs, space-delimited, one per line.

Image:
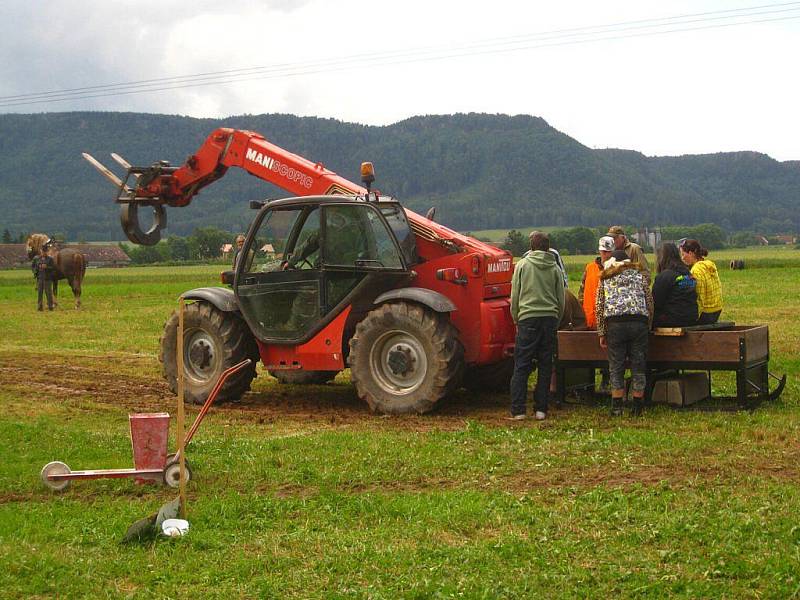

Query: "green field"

xmin=1 ymin=248 xmax=799 ymax=598
xmin=468 ymin=226 xmax=558 ymax=242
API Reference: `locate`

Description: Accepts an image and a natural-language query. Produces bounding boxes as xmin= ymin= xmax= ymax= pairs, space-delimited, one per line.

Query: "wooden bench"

xmin=554 ymin=324 xmax=785 ymax=410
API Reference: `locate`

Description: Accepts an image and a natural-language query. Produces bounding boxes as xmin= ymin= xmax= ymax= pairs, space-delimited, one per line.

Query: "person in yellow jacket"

xmin=679 ymin=238 xmax=723 ymax=324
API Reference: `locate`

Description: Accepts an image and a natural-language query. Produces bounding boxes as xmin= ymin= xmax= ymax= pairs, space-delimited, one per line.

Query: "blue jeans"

xmin=510 ymin=316 xmax=558 ymax=415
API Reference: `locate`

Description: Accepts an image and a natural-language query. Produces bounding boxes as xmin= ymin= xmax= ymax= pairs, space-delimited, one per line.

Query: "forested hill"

xmin=0 ymin=111 xmax=797 ymax=240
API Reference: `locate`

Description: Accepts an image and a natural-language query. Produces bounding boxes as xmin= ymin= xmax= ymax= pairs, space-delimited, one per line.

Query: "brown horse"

xmin=26 ymin=234 xmax=87 ymax=308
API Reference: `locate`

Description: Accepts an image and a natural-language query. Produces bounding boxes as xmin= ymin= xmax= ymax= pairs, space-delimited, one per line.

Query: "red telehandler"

xmin=84 ymin=128 xmax=516 ymax=413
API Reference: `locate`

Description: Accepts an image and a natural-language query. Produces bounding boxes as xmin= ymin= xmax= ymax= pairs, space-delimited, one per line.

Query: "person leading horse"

xmin=26 ymin=234 xmax=86 ymax=309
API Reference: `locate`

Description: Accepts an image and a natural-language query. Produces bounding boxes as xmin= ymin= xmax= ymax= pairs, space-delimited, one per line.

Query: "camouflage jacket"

xmin=595 ymin=261 xmax=653 ymax=336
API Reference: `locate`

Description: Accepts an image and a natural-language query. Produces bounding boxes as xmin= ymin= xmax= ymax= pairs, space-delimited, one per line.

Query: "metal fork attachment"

xmin=82 ymin=153 xmax=175 ymax=245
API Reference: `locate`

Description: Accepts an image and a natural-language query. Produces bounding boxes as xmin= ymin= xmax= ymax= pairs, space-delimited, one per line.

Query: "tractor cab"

xmin=232 ymin=194 xmax=416 ymax=344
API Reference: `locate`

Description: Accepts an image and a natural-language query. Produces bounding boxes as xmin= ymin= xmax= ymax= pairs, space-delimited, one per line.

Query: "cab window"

xmin=322 ymin=205 xmax=404 ymax=269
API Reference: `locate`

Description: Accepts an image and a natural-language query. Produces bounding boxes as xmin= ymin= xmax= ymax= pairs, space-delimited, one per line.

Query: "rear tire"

xmin=160 ymin=301 xmax=259 ymax=405
xmin=348 ymin=302 xmax=464 ymax=414
xmin=269 ymin=370 xmax=339 ymax=385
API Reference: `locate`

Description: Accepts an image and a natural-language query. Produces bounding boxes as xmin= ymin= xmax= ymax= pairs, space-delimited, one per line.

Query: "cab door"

xmin=234 ymin=205 xmax=323 ymax=343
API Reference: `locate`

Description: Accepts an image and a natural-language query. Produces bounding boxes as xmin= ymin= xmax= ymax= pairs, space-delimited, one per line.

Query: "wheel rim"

xmin=41 ymin=461 xmax=71 ymax=491
xmin=164 ymin=462 xmax=190 ymax=488
xmin=369 ymin=330 xmax=428 ymax=395
xmin=183 ymin=327 xmax=221 ymax=384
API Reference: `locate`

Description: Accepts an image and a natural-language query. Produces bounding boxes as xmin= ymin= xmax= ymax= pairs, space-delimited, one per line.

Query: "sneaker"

xmin=534 ymin=411 xmax=546 ymax=421
xmin=506 ymin=413 xmax=527 ymax=421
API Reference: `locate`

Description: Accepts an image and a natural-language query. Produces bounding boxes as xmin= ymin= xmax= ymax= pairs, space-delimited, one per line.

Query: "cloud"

xmin=0 ymin=0 xmax=315 ymax=113
xmin=0 ymin=1 xmax=797 ymax=160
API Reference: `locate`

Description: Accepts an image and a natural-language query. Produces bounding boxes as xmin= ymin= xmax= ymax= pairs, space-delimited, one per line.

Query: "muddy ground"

xmin=0 ymin=351 xmax=525 ymax=431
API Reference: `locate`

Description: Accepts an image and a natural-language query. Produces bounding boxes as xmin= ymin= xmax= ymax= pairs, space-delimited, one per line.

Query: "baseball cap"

xmin=607 ymin=225 xmax=625 ymax=237
xmin=598 ymin=236 xmax=615 ymax=252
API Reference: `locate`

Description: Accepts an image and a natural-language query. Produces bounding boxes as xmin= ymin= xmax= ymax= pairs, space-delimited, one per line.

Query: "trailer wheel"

xmin=163 ymin=459 xmax=193 ymax=489
xmin=462 ymin=358 xmax=514 ymax=393
xmin=348 ymin=302 xmax=464 ymax=414
xmin=41 ymin=461 xmax=71 ymax=491
xmin=269 ymin=370 xmax=339 ymax=385
xmin=160 ymin=301 xmax=259 ymax=405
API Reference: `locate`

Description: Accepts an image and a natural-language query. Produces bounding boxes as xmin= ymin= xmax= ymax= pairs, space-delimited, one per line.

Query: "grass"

xmin=1 ymin=254 xmax=799 ymax=598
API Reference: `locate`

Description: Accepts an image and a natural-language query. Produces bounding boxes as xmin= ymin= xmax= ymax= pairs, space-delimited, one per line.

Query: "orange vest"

xmin=582 ymin=260 xmax=602 ymax=329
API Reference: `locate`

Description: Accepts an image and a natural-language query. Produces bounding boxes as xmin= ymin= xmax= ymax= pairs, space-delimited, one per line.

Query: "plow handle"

xmin=182 ymin=358 xmax=253 ymax=450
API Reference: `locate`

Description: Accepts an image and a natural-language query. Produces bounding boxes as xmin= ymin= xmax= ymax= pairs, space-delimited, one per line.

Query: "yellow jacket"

xmin=691 ymin=259 xmax=723 ymax=314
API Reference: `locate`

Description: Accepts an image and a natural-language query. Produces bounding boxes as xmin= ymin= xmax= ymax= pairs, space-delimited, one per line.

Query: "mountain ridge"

xmin=0 ymin=111 xmax=796 ymax=240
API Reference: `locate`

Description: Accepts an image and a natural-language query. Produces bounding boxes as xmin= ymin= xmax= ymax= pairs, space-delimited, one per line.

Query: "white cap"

xmin=598 ymin=236 xmax=615 ymax=252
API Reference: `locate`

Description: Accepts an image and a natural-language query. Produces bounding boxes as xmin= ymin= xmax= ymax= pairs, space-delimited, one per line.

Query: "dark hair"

xmin=679 ymin=238 xmax=708 ymax=258
xmin=657 ymin=242 xmax=685 ymax=273
xmin=529 ymin=231 xmax=550 ymax=252
xmin=611 ymin=250 xmax=628 ymax=261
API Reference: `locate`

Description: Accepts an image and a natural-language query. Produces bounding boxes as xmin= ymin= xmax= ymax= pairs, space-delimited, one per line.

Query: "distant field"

xmin=1 ymin=250 xmax=799 ymax=597
xmin=467 ymin=226 xmax=559 ymax=241
xmin=559 ymin=245 xmax=800 ymax=276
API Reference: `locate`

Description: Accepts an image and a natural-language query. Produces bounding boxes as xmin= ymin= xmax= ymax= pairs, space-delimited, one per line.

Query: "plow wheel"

xmin=348 ymin=302 xmax=464 ymax=414
xmin=160 ymin=301 xmax=259 ymax=405
xmin=269 ymin=370 xmax=339 ymax=385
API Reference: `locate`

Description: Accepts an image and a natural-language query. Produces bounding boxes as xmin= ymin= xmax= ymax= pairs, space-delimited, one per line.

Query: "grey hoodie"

xmin=511 ymin=250 xmax=566 ymax=323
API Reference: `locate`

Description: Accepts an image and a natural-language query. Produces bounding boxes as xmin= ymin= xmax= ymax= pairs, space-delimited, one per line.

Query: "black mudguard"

xmin=373 ymin=287 xmax=457 ymax=313
xmin=181 ymin=287 xmax=239 ymax=312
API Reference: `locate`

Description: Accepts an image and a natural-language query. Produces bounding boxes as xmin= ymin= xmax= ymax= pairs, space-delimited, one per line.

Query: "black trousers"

xmin=697 ymin=310 xmax=721 ymax=325
xmin=510 ymin=316 xmax=558 ymax=415
xmin=37 ymin=277 xmax=54 ymax=310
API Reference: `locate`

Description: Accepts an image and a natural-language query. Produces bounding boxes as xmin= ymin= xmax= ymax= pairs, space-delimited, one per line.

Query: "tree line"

xmin=123 ymin=227 xmax=239 ymax=265
xmin=498 ymin=223 xmax=736 ymax=257
xmin=1 ymin=112 xmax=798 ymax=241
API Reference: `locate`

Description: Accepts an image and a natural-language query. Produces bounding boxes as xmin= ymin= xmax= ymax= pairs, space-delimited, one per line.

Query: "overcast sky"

xmin=1 ymin=0 xmax=797 ymax=160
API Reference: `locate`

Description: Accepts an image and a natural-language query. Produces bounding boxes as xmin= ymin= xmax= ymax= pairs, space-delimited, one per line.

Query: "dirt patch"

xmin=0 ymin=491 xmax=39 ymax=504
xmin=0 ymin=351 xmax=792 ymax=435
xmin=0 ymin=355 xmax=169 ymax=413
xmin=0 ymin=351 xmax=528 ymax=431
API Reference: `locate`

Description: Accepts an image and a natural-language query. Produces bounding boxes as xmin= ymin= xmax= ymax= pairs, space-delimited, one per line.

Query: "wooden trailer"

xmin=555 ymin=324 xmax=786 ymax=410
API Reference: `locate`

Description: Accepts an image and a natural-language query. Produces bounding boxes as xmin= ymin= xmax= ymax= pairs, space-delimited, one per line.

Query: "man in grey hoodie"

xmin=509 ymin=231 xmax=566 ymax=420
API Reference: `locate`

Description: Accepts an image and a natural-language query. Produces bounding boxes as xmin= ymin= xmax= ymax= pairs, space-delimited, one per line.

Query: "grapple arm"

xmin=83 ymin=128 xmax=367 ymax=245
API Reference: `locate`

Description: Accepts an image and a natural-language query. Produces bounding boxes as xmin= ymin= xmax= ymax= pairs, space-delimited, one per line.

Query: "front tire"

xmin=348 ymin=302 xmax=464 ymax=414
xmin=160 ymin=301 xmax=259 ymax=405
xmin=41 ymin=461 xmax=71 ymax=491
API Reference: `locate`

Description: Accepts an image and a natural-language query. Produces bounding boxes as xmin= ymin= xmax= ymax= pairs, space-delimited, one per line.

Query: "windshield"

xmin=379 ymin=204 xmax=416 ymax=265
xmin=242 ymin=207 xmax=306 ymax=273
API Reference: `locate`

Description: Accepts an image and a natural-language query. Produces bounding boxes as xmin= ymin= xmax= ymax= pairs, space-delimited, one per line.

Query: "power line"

xmin=3 ymin=0 xmax=798 ymax=103
xmin=1 ymin=3 xmax=797 ymax=108
xmin=3 ymin=4 xmax=797 ymax=104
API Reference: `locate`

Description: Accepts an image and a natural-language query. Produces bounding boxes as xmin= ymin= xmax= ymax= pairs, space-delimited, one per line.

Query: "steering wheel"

xmin=282 ymin=257 xmax=313 ymax=270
